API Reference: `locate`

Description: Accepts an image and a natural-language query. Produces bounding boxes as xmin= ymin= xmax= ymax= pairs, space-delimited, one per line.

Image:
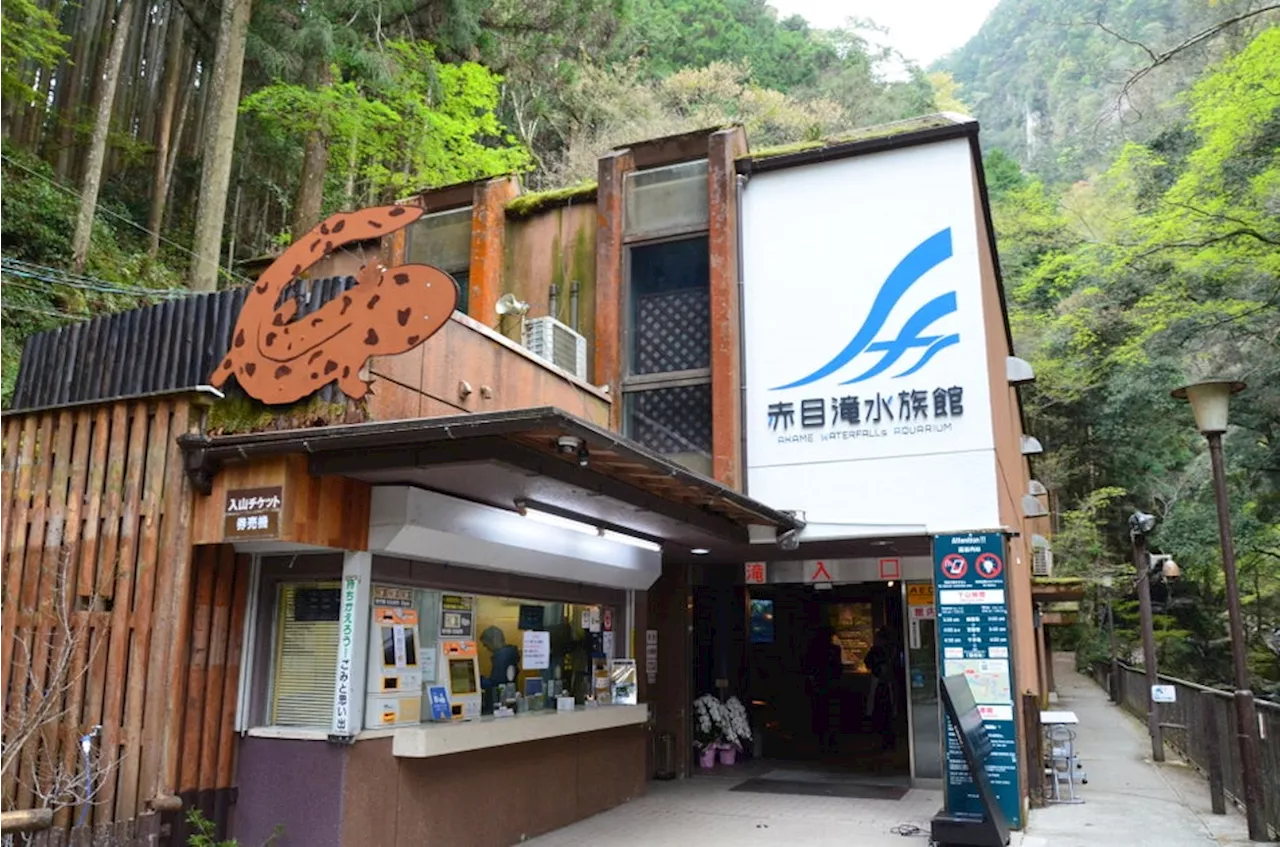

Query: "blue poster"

xmin=428 ymin=685 xmax=452 ymax=721
xmin=933 ymin=533 xmax=1021 ymax=828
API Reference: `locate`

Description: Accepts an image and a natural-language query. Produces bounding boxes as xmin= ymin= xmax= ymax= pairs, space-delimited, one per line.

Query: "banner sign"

xmin=934 ymin=532 xmax=1020 ymax=827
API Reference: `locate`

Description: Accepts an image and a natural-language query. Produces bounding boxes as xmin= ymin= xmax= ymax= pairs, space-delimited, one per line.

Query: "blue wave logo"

xmin=772 ymin=228 xmax=959 ymax=390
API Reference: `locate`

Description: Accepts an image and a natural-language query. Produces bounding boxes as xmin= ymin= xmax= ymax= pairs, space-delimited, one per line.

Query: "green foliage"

xmin=998 ymin=27 xmax=1280 ymax=692
xmin=939 ymin=0 xmax=1277 ymax=182
xmin=630 ymin=0 xmax=838 ymax=92
xmin=0 ymin=146 xmax=184 ymax=407
xmin=0 ymin=0 xmax=68 ymax=101
xmin=241 ymin=41 xmax=531 ymax=206
xmin=186 ymin=808 xmax=281 ymax=847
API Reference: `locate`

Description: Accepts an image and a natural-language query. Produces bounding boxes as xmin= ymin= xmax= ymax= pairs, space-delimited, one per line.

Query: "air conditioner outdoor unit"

xmin=1032 ymin=545 xmax=1054 ymax=577
xmin=522 ymin=316 xmax=588 ymax=379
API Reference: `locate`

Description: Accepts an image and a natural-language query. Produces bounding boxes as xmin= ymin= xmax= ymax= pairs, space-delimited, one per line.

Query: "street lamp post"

xmin=1172 ymin=379 xmax=1267 ymax=841
xmin=1129 ymin=511 xmax=1163 ymax=762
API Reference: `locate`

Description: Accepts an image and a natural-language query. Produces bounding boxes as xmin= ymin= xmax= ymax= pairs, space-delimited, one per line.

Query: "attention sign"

xmin=934 ymin=532 xmax=1020 ymax=827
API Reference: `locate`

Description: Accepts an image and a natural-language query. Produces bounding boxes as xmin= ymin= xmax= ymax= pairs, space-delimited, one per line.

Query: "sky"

xmin=767 ymin=0 xmax=1002 ymax=68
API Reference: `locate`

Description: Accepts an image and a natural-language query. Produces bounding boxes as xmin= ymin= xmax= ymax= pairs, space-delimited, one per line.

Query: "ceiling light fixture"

xmin=691 ymin=548 xmax=711 ymax=556
xmin=519 ymin=504 xmax=597 ymax=537
xmin=600 ymin=528 xmax=662 ymax=553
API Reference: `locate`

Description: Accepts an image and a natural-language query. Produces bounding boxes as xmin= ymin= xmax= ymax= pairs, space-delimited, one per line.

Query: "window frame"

xmin=620 ymin=229 xmax=713 ymax=470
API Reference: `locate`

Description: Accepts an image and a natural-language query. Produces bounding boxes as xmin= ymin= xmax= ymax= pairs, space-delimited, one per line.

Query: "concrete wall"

xmin=365 ymin=311 xmax=611 ymax=428
xmin=503 ymin=203 xmax=598 ymax=357
xmin=233 ymin=737 xmax=348 ymax=847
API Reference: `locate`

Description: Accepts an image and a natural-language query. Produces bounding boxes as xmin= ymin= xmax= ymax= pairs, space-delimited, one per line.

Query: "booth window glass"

xmin=470 ymin=595 xmax=615 ymax=715
xmin=270 ymin=581 xmax=341 ymax=727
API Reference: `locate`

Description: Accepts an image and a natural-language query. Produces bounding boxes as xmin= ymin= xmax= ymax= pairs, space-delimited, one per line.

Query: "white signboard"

xmin=742 ymin=137 xmax=999 ymax=537
xmin=522 ymin=630 xmax=551 ymax=670
xmin=332 ymin=574 xmax=360 ymax=735
xmin=803 ymin=560 xmax=834 ymax=584
xmin=1151 ymin=684 xmax=1176 ymax=704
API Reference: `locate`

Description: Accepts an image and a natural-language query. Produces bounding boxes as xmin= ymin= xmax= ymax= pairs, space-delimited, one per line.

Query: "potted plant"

xmin=718 ymin=696 xmax=752 ymax=765
xmin=693 ymin=694 xmax=722 ymax=768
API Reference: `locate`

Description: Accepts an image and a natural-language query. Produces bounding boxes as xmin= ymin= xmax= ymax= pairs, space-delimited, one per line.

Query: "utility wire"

xmin=2 ymin=258 xmax=189 ymax=298
xmin=0 ymin=152 xmax=256 ymax=288
xmin=0 ymin=302 xmax=91 ymax=322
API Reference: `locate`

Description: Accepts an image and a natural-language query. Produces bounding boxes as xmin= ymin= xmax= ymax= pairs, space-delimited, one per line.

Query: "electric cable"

xmin=1 ymin=152 xmax=256 ymax=288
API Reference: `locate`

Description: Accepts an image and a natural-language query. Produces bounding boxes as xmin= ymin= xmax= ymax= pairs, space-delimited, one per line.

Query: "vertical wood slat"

xmin=13 ymin=411 xmax=61 ymax=809
xmin=98 ymin=404 xmax=148 ymax=822
xmin=77 ymin=408 xmax=111 ymax=599
xmin=85 ymin=406 xmax=129 ymax=829
xmin=0 ymin=417 xmax=37 ymax=808
xmin=157 ymin=403 xmax=197 ymax=800
xmin=216 ymin=554 xmax=251 ymax=791
xmin=21 ymin=409 xmax=72 ymax=809
xmin=133 ymin=402 xmax=174 ymax=807
xmin=116 ymin=401 xmax=171 ymax=820
xmin=52 ymin=410 xmax=95 ymax=830
xmin=197 ymin=547 xmax=235 ymax=794
xmin=179 ymin=546 xmax=216 ymax=795
xmin=1 ymin=416 xmax=22 ymax=558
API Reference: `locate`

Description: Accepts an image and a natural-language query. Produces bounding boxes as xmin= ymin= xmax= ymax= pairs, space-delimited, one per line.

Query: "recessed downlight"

xmin=691 ymin=547 xmax=710 ymax=555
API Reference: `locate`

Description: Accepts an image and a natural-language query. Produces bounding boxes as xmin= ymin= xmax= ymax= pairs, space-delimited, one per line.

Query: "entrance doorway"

xmin=702 ymin=581 xmax=911 ymax=778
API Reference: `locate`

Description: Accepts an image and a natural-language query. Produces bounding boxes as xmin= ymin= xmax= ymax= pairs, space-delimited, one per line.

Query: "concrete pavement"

xmin=525 ymin=653 xmax=1259 ymax=846
xmin=1021 ymin=652 xmax=1256 ymax=846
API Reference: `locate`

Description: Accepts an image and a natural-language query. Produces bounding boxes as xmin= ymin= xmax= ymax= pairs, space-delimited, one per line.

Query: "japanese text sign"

xmin=934 ymin=533 xmax=1020 ymax=827
xmin=224 ymin=486 xmax=283 ymax=540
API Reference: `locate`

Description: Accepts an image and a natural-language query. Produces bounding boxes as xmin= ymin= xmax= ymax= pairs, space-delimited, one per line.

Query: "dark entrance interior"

xmin=693 ymin=581 xmax=910 ymax=778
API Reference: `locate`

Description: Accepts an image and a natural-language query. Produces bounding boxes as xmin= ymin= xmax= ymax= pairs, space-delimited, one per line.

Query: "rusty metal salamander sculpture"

xmin=210 ymin=205 xmax=458 ymax=405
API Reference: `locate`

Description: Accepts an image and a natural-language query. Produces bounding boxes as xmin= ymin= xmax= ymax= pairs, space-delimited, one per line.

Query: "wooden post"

xmin=1202 ymin=690 xmax=1226 ymax=815
xmin=593 ymin=149 xmax=634 ymax=430
xmin=0 ymin=808 xmax=54 ymax=832
xmin=1023 ymin=693 xmax=1045 ymax=808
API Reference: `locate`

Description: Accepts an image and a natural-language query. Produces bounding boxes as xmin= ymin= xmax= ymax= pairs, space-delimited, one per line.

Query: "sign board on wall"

xmin=224 ymin=486 xmax=282 ymax=540
xmin=742 ymin=137 xmax=999 ymax=537
xmin=934 ymin=533 xmax=1020 ymax=827
xmin=439 ymin=594 xmax=475 ymax=639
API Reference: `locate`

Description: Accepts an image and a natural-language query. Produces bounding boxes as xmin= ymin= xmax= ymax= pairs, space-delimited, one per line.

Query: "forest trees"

xmin=995 ymin=27 xmax=1280 ymax=691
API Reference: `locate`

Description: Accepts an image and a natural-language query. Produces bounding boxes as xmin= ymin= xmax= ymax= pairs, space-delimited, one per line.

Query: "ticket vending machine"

xmin=366 ymin=596 xmax=423 ymax=728
xmin=438 ymin=640 xmax=482 ymax=720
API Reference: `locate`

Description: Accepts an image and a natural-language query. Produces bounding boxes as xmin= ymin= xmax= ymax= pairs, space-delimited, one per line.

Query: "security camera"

xmin=556 ymin=435 xmax=589 ymax=467
xmin=778 ymin=528 xmax=801 ymax=551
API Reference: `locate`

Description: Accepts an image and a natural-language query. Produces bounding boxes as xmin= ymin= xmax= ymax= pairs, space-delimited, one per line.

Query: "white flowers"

xmin=693 ymin=693 xmax=752 ymax=750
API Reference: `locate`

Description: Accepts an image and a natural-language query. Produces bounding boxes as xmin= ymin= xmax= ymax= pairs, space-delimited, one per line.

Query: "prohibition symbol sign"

xmin=975 ymin=552 xmax=1004 ymax=579
xmin=940 ymin=554 xmax=968 ymax=580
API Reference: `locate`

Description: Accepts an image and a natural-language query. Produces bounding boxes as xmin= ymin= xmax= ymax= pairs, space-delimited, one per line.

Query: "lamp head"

xmin=1171 ymin=380 xmax=1245 ymax=434
xmin=1129 ymin=511 xmax=1156 ymax=537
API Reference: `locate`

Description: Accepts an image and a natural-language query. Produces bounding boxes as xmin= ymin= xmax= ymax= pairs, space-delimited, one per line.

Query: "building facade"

xmin=1 ymin=114 xmax=1053 ymax=845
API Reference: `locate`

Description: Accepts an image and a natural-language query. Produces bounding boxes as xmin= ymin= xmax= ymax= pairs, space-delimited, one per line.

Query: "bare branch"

xmin=1115 ymin=5 xmax=1280 ymax=104
xmin=1131 ymin=229 xmax=1280 ymax=260
xmin=1091 ymin=15 xmax=1159 ymax=64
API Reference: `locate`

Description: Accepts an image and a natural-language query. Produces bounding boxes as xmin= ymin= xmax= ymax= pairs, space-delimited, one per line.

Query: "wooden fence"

xmin=8 ymin=810 xmax=162 ymax=845
xmin=2 ymin=398 xmax=246 ymax=837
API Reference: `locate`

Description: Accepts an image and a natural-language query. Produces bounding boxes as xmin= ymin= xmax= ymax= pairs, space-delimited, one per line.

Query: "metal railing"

xmin=1094 ymin=660 xmax=1279 ymax=837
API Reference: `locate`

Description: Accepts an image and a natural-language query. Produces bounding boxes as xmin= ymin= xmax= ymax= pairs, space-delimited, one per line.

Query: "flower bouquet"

xmin=693 ymin=694 xmax=723 ymax=768
xmin=692 ymin=694 xmax=753 ymax=767
xmin=718 ymin=696 xmax=752 ymax=765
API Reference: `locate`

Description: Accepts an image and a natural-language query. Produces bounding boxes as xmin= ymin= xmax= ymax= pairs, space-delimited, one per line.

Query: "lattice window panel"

xmin=632 ymin=289 xmax=710 ymax=375
xmin=626 ymin=384 xmax=712 ymax=457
